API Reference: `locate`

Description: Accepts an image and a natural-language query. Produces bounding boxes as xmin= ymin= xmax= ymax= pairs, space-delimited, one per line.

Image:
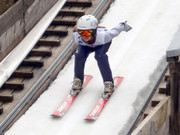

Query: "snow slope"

xmin=5 ymin=0 xmax=180 ymax=135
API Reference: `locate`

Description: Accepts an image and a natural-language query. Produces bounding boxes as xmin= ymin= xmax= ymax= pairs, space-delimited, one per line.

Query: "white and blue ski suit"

xmin=72 ymin=23 xmax=127 ymax=83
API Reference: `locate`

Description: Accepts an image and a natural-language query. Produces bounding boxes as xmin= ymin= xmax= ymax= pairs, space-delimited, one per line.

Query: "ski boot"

xmin=102 ymin=81 xmax=114 ymax=99
xmin=70 ymin=78 xmax=83 ymax=96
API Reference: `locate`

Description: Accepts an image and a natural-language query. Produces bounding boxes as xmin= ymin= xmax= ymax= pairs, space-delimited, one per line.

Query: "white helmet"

xmin=77 ymin=15 xmax=98 ymax=30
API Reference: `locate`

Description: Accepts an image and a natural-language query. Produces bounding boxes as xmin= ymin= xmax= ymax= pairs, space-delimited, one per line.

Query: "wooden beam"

xmin=169 ymin=61 xmax=180 ymax=135
xmin=65 ymin=0 xmax=92 ymax=7
xmin=21 ymin=59 xmax=44 ymax=67
xmin=0 ymin=94 xmax=13 ymax=102
xmin=52 ymin=19 xmax=76 ymax=26
xmin=30 ymin=49 xmax=52 ymax=57
xmin=2 ymin=82 xmax=24 ymax=90
xmin=12 ymin=70 xmax=34 ymax=78
xmin=38 ymin=39 xmax=61 ymax=46
xmin=59 ymin=9 xmax=85 ymax=16
xmin=44 ymin=29 xmax=68 ymax=36
xmin=0 ymin=107 xmax=3 ymax=115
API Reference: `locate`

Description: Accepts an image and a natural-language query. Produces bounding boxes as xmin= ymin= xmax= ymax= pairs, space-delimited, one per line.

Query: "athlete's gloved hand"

xmin=121 ymin=21 xmax=132 ymax=32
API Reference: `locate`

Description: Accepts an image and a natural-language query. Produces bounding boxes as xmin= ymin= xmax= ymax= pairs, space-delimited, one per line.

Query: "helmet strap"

xmin=87 ymin=36 xmax=96 ymax=44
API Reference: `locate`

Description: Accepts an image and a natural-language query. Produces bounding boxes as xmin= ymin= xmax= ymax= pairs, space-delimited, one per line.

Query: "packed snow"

xmin=5 ymin=0 xmax=180 ymax=135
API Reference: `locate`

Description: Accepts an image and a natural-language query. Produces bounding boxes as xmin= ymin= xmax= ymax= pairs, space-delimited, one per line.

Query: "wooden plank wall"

xmin=130 ymin=70 xmax=171 ymax=135
xmin=0 ymin=0 xmax=24 ymax=61
xmin=131 ymin=97 xmax=170 ymax=135
xmin=0 ymin=0 xmax=15 ymax=15
xmin=0 ymin=0 xmax=59 ymax=61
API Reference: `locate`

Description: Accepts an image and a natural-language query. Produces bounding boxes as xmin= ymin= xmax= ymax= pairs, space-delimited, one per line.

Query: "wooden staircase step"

xmin=30 ymin=49 xmax=52 ymax=57
xmin=52 ymin=19 xmax=76 ymax=26
xmin=21 ymin=59 xmax=44 ymax=67
xmin=2 ymin=82 xmax=24 ymax=90
xmin=0 ymin=107 xmax=3 ymax=115
xmin=12 ymin=70 xmax=34 ymax=78
xmin=38 ymin=39 xmax=61 ymax=46
xmin=65 ymin=0 xmax=92 ymax=7
xmin=0 ymin=94 xmax=13 ymax=102
xmin=44 ymin=29 xmax=68 ymax=36
xmin=59 ymin=9 xmax=85 ymax=16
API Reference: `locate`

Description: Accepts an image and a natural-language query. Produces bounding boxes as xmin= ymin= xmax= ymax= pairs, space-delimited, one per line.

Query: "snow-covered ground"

xmin=5 ymin=0 xmax=180 ymax=135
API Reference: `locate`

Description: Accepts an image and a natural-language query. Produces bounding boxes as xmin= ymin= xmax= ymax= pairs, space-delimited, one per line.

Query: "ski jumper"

xmin=73 ymin=23 xmax=126 ymax=82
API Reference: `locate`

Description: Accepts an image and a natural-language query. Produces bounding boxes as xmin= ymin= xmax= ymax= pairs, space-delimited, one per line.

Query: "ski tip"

xmin=51 ymin=114 xmax=60 ymax=118
xmin=51 ymin=112 xmax=64 ymax=118
xmin=51 ymin=115 xmax=63 ymax=118
xmin=84 ymin=117 xmax=97 ymax=121
xmin=51 ymin=112 xmax=59 ymax=117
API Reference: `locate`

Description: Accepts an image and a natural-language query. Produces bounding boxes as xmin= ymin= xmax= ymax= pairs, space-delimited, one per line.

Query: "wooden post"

xmin=168 ymin=56 xmax=180 ymax=135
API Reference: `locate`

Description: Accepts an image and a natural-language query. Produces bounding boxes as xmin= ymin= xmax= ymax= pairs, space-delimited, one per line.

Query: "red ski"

xmin=51 ymin=75 xmax=93 ymax=117
xmin=85 ymin=76 xmax=123 ymax=120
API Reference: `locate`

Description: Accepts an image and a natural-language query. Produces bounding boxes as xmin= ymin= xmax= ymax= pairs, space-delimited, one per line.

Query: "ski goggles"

xmin=78 ymin=30 xmax=94 ymax=37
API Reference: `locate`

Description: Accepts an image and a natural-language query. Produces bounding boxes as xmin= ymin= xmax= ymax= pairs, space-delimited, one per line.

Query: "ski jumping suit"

xmin=72 ymin=23 xmax=126 ymax=83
